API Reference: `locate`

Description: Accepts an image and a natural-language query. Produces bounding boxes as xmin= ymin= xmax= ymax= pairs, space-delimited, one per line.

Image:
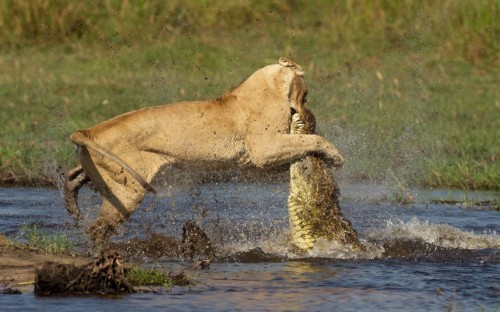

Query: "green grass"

xmin=20 ymin=224 xmax=73 ymax=255
xmin=125 ymin=267 xmax=189 ymax=288
xmin=0 ymin=0 xmax=498 ymax=190
xmin=0 ymin=234 xmax=16 ymax=249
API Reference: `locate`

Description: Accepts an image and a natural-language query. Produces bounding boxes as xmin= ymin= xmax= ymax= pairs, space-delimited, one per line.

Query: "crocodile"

xmin=288 ymin=106 xmax=363 ymax=251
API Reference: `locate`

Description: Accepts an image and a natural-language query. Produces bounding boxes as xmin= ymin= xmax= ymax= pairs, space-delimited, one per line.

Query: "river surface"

xmin=0 ymin=183 xmax=499 ymax=311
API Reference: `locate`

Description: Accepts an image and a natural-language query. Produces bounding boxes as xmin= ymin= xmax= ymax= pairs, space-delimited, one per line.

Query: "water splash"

xmin=203 ymin=216 xmax=499 ymax=262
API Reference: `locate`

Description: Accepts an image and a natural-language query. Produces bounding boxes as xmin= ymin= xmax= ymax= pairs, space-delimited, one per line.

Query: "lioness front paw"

xmin=323 ymin=153 xmax=344 ymax=168
xmin=332 ymin=154 xmax=344 ymax=168
xmin=323 ymin=145 xmax=344 ymax=168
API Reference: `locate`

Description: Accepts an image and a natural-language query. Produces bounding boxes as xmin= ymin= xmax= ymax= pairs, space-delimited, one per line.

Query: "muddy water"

xmin=0 ymin=184 xmax=499 ymax=311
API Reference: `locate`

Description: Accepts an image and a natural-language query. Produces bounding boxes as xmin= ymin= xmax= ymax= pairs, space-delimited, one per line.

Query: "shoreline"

xmin=0 ymin=174 xmax=57 ymax=189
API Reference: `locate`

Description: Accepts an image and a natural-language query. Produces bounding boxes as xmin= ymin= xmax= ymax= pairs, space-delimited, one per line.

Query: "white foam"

xmin=369 ymin=217 xmax=500 ymax=249
xmin=307 ymin=238 xmax=384 ymax=259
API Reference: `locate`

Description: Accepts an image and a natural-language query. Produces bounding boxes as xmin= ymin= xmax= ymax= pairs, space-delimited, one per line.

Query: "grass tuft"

xmin=0 ymin=235 xmax=16 ymax=249
xmin=125 ymin=267 xmax=189 ymax=288
xmin=20 ymin=224 xmax=72 ymax=255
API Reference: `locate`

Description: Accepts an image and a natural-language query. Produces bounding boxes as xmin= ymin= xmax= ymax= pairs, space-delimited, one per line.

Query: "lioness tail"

xmin=70 ymin=131 xmax=157 ymax=194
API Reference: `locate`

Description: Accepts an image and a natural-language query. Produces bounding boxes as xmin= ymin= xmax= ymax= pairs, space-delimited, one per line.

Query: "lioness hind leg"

xmin=77 ymin=147 xmax=163 ymax=251
xmin=87 ymin=200 xmax=123 ymax=252
xmin=86 ymin=178 xmax=147 ymax=251
xmin=63 ymin=165 xmax=89 ymax=221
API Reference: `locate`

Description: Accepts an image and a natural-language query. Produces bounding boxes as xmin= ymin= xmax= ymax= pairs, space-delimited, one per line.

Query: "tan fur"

xmin=64 ymin=58 xmax=344 ymax=247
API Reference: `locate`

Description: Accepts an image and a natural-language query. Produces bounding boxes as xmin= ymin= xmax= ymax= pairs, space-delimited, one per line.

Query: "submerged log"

xmin=288 ymin=108 xmax=363 ymax=251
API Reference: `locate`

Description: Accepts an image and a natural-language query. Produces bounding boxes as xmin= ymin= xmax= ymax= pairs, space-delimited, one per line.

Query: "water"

xmin=0 ymin=184 xmax=499 ymax=311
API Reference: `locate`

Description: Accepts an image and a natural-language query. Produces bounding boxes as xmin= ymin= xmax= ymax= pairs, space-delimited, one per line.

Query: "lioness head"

xmin=223 ymin=57 xmax=307 ymax=117
xmin=247 ymin=57 xmax=307 ymax=113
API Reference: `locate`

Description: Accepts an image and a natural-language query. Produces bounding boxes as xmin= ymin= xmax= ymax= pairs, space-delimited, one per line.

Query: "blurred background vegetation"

xmin=0 ymin=0 xmax=498 ymax=190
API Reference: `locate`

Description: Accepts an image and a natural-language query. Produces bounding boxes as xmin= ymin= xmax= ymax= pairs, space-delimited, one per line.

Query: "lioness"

xmin=64 ymin=57 xmax=343 ymax=248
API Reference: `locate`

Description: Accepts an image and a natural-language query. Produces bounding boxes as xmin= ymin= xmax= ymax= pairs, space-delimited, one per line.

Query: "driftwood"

xmin=34 ymin=250 xmax=134 ymax=295
xmin=288 ymin=108 xmax=363 ymax=251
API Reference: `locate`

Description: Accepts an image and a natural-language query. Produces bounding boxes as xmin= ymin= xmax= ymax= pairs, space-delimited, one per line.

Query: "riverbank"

xmin=0 ymin=1 xmax=498 ymax=190
xmin=0 ymin=241 xmax=90 ymax=291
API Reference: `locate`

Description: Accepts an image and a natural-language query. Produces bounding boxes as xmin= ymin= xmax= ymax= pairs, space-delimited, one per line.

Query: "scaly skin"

xmin=288 ymin=111 xmax=363 ymax=251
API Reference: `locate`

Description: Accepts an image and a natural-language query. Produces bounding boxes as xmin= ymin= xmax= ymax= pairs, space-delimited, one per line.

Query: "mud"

xmin=0 ymin=172 xmax=56 ymax=188
xmin=110 ymin=233 xmax=181 ymax=260
xmin=430 ymin=199 xmax=499 ymax=211
xmin=380 ymin=238 xmax=499 ymax=263
xmin=215 ymin=247 xmax=287 ymax=263
xmin=1 ymin=287 xmax=22 ymax=294
xmin=110 ymin=221 xmax=214 ymax=261
xmin=180 ymin=220 xmax=215 ymax=259
xmin=109 ymin=225 xmax=287 ymax=264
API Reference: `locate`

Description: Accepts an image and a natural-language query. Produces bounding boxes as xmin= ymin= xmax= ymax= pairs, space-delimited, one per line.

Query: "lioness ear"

xmin=279 ymin=57 xmax=305 ymax=76
xmin=279 ymin=57 xmax=295 ymax=67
